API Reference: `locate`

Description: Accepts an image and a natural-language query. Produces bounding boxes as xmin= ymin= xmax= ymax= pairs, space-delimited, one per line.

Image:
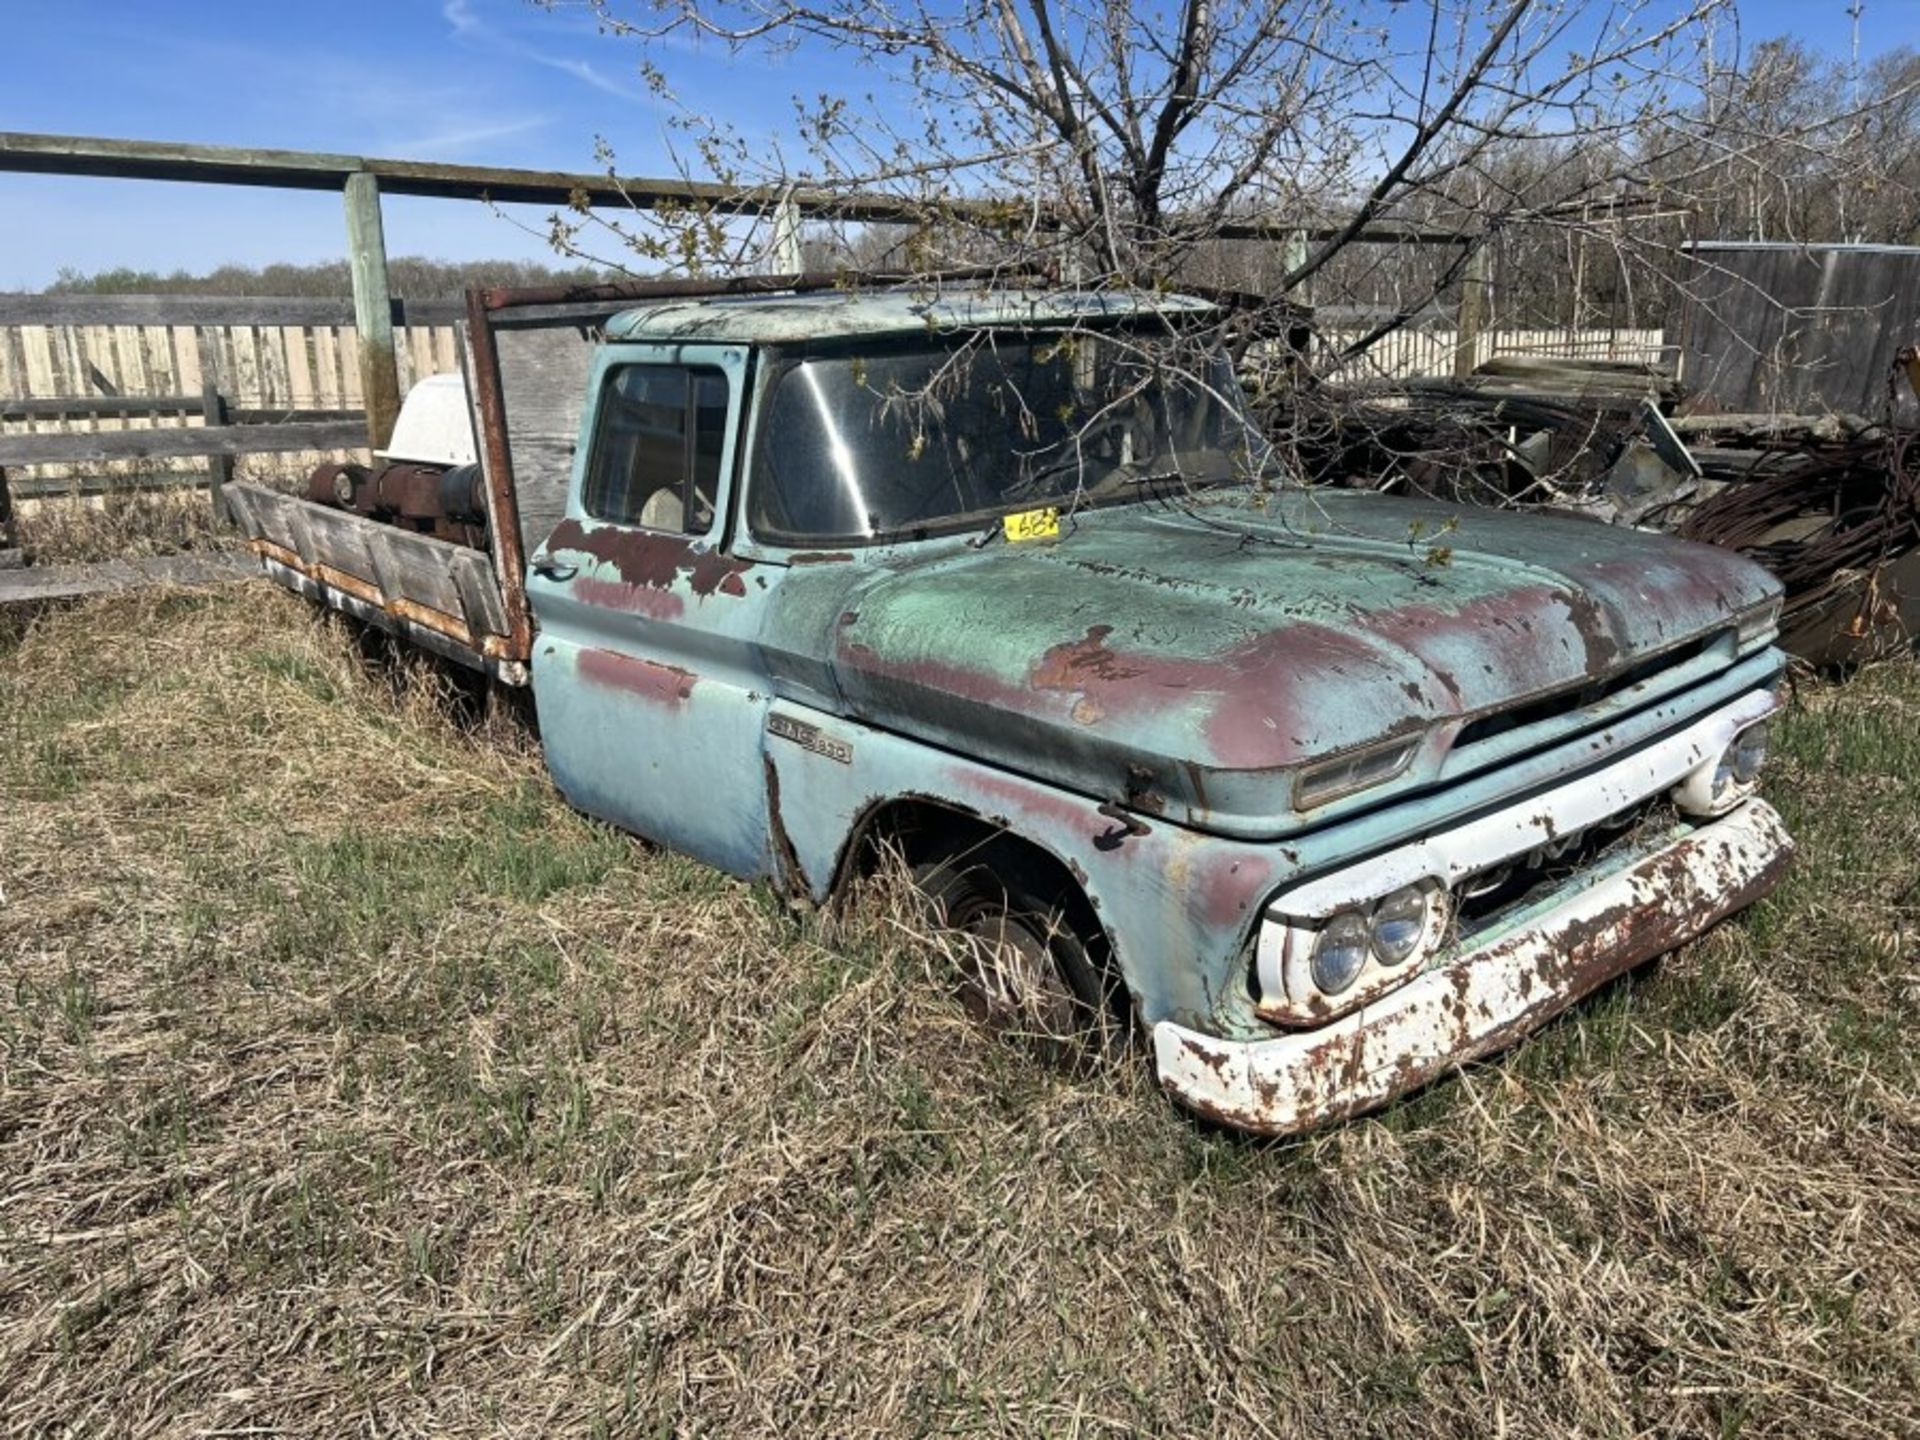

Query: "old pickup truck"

xmin=225 ymin=275 xmax=1793 ymax=1135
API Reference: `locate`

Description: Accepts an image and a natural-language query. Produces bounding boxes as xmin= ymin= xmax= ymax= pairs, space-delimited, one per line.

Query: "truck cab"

xmin=231 ymin=281 xmax=1792 ymax=1135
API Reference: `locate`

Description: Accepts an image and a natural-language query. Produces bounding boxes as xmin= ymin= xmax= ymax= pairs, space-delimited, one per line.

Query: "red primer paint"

xmin=548 ymin=517 xmax=754 ymax=600
xmin=948 ymin=766 xmax=1094 ymax=831
xmin=573 ymin=576 xmax=685 ymax=621
xmin=577 ymin=648 xmax=698 ymax=706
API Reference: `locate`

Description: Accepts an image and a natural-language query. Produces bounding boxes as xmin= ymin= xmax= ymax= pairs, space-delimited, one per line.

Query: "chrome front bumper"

xmin=1152 ymin=798 xmax=1793 ymax=1135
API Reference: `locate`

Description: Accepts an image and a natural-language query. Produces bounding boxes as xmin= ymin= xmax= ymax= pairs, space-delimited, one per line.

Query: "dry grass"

xmin=2 ymin=586 xmax=1918 ymax=1438
xmin=11 ymin=488 xmax=229 ymax=566
xmin=11 ymin=456 xmax=314 ymax=565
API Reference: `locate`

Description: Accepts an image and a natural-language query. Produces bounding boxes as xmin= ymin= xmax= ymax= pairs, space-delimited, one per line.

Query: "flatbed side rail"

xmin=225 ymin=482 xmax=525 ymax=683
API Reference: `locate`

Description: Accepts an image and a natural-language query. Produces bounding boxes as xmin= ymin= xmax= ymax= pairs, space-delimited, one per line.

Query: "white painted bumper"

xmin=1152 ymin=799 xmax=1793 ymax=1136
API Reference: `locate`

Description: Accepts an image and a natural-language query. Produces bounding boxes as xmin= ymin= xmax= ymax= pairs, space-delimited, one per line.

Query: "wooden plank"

xmin=0 ymin=551 xmax=255 ymax=607
xmin=201 ymin=384 xmax=233 ymax=519
xmin=226 ymin=482 xmax=509 ymax=644
xmin=283 ymin=325 xmax=315 ymax=410
xmin=1679 ymin=244 xmax=1920 ymax=414
xmin=0 ymin=394 xmax=199 ymax=419
xmin=0 ymin=419 xmax=370 ymax=466
xmin=7 ymin=465 xmax=228 ymax=499
xmin=312 ymin=326 xmax=341 ymax=410
xmin=20 ymin=325 xmax=55 ymax=397
xmin=491 ymin=320 xmax=601 ymax=555
xmin=0 ymin=133 xmax=1497 ymax=251
xmin=0 ymin=294 xmax=466 ymax=327
xmin=1452 ymin=245 xmax=1490 ymax=379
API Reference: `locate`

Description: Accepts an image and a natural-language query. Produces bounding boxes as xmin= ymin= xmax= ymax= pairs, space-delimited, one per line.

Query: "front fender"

xmin=759 ymin=701 xmax=1289 ymax=1029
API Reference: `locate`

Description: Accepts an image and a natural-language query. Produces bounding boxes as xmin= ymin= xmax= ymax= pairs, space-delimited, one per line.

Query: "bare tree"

xmin=529 ymin=1 xmax=1918 ymax=517
xmin=566 ymin=3 xmax=1734 ymax=305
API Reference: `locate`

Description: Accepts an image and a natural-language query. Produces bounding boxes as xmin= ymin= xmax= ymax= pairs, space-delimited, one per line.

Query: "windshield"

xmin=748 ymin=329 xmax=1267 ymax=544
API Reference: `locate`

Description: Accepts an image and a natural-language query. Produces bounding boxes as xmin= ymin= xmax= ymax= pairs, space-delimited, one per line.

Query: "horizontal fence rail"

xmin=0 ymin=419 xmax=370 ymax=467
xmin=0 ymin=295 xmax=468 ymax=327
xmin=0 ymin=295 xmax=464 ymax=500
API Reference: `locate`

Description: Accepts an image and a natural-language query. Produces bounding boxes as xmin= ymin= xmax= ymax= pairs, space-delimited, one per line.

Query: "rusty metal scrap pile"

xmin=1308 ymin=355 xmax=1920 ymax=664
xmin=1678 ymin=420 xmax=1920 ymax=612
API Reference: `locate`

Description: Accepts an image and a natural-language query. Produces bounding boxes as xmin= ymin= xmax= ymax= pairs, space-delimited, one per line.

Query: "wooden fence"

xmin=1317 ymin=326 xmax=1669 ymax=380
xmin=0 ymin=294 xmax=463 ymax=499
xmin=0 ymin=292 xmax=1671 ymax=504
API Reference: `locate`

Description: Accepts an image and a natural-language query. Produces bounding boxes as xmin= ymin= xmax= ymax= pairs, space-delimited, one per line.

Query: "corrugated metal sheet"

xmin=1680 ymin=242 xmax=1920 ymax=421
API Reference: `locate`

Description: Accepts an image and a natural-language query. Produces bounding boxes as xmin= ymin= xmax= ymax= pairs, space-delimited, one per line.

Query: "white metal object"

xmin=377 ymin=372 xmax=477 ymax=468
xmin=1153 ymin=798 xmax=1792 ymax=1136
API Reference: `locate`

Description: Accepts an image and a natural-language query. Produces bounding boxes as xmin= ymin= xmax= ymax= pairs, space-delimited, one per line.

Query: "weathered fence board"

xmin=0 ymin=295 xmax=466 ymax=326
xmin=1681 ymin=242 xmax=1920 ymax=420
xmin=0 ymin=295 xmax=470 ymax=497
xmin=0 ymin=420 xmax=368 ymax=467
xmin=0 ymin=550 xmax=255 ymax=606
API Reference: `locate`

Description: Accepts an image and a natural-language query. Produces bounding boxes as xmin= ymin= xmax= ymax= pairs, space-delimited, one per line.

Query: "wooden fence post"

xmin=343 ymin=170 xmax=400 ymax=452
xmin=767 ymin=189 xmax=803 ymax=274
xmin=0 ymin=464 xmax=18 ymax=564
xmin=200 ymin=383 xmax=232 ymax=521
xmin=1453 ymin=242 xmax=1491 ymax=379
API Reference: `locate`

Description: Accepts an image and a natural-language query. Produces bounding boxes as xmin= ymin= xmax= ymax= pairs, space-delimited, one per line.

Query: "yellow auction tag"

xmin=1004 ymin=506 xmax=1061 ymax=543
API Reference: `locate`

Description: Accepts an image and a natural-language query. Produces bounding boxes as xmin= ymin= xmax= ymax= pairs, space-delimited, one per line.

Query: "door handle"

xmin=531 ymin=556 xmax=577 ymax=582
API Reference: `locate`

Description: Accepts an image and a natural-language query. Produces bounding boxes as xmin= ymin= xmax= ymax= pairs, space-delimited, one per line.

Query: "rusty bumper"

xmin=1152 ymin=798 xmax=1793 ymax=1135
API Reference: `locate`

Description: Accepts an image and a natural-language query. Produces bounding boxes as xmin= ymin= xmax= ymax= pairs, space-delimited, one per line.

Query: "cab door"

xmin=524 ymin=341 xmax=778 ymax=879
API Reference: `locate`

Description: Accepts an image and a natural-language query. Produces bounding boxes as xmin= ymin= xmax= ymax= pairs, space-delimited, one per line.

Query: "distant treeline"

xmin=44 ymin=257 xmax=617 ymax=298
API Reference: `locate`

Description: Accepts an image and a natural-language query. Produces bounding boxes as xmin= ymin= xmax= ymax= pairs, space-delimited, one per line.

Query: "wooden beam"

xmin=0 ymin=552 xmax=255 ymax=608
xmin=0 ymin=130 xmax=970 ymax=224
xmin=201 ymin=382 xmax=233 ymax=520
xmin=0 ymin=294 xmax=467 ymax=327
xmin=0 ymin=393 xmax=200 ymax=419
xmin=343 ymin=172 xmax=400 ymax=449
xmin=0 ymin=393 xmax=349 ymax=423
xmin=0 ymin=420 xmax=367 ymax=467
xmin=5 ymin=465 xmax=233 ymax=500
xmin=1215 ymin=220 xmax=1474 ymax=246
xmin=0 ymin=130 xmax=1487 ymax=247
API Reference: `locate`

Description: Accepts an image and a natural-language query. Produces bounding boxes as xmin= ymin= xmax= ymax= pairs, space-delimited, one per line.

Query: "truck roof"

xmin=600 ymin=287 xmax=1215 ymax=346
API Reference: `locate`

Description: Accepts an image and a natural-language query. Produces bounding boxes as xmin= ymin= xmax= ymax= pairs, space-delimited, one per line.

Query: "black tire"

xmin=912 ymin=834 xmax=1124 ymax=1064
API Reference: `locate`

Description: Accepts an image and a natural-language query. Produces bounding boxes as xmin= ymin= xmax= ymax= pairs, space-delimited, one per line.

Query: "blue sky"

xmin=0 ymin=0 xmax=1909 ymax=289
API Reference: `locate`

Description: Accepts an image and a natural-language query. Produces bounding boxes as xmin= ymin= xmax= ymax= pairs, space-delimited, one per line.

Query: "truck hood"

xmin=817 ymin=490 xmax=1779 ymax=839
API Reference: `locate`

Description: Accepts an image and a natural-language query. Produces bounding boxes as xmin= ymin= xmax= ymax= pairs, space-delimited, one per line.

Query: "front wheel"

xmin=913 ymin=836 xmax=1125 ymax=1065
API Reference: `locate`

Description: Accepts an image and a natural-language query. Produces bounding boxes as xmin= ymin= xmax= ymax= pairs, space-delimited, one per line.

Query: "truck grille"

xmin=1451 ymin=795 xmax=1676 ymax=943
xmin=1454 ymin=635 xmax=1720 ymax=751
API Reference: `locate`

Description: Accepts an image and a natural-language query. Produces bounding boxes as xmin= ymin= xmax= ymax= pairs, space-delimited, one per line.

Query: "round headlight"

xmin=1310 ymin=911 xmax=1370 ymax=995
xmin=1371 ymin=885 xmax=1429 ymax=965
xmin=1711 ymin=747 xmax=1737 ymax=799
xmin=1732 ymin=721 xmax=1769 ymax=784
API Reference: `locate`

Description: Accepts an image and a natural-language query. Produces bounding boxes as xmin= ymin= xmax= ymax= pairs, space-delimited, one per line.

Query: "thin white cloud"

xmin=442 ymin=0 xmax=482 ymax=38
xmin=533 ymin=56 xmax=648 ymax=102
xmin=445 ymin=0 xmax=653 ymax=104
xmin=386 ymin=114 xmax=554 ymax=158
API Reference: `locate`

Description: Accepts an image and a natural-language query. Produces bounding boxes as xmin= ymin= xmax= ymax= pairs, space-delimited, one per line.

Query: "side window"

xmin=581 ymin=364 xmax=729 ymax=535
